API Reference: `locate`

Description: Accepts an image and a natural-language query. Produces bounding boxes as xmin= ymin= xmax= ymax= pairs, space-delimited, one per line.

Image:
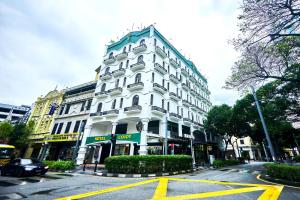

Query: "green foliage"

xmin=43 ymin=160 xmax=76 ymax=171
xmin=294 ymin=156 xmax=300 ymax=162
xmin=264 ymin=163 xmax=300 ymax=182
xmin=212 ymin=159 xmax=242 ymax=168
xmin=104 ymin=155 xmax=192 ymax=174
xmin=0 ymin=121 xmax=13 ymax=141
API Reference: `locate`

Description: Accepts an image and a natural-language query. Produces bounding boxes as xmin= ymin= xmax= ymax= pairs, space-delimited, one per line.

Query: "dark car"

xmin=1 ymin=158 xmax=48 ymax=177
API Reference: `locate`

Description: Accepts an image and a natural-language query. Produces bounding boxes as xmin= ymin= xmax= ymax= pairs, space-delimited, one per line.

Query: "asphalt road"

xmin=0 ymin=162 xmax=299 ymax=200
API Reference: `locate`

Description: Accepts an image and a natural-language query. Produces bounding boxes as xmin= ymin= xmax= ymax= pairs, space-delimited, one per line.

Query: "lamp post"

xmin=251 ymin=86 xmax=276 ymax=161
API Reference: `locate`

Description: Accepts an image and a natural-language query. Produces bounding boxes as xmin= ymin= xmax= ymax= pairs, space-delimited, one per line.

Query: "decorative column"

xmin=110 ymin=121 xmax=118 ymax=156
xmin=190 ymin=125 xmax=196 ymax=167
xmin=76 ymin=124 xmax=92 ymax=165
xmin=139 ymin=118 xmax=149 ymax=155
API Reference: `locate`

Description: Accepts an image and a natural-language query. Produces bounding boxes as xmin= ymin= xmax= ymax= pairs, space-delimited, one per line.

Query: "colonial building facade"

xmin=0 ymin=103 xmax=31 ymax=124
xmin=77 ymin=26 xmax=212 ymax=165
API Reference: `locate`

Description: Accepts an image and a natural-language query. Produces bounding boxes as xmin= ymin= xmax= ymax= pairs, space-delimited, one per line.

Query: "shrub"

xmin=212 ymin=159 xmax=241 ymax=168
xmin=43 ymin=160 xmax=76 ymax=171
xmin=104 ymin=155 xmax=192 ymax=174
xmin=264 ymin=163 xmax=300 ymax=182
xmin=294 ymin=155 xmax=300 ymax=162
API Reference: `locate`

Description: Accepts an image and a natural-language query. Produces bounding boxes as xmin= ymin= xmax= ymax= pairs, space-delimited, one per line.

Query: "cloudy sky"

xmin=0 ymin=0 xmax=241 ymax=107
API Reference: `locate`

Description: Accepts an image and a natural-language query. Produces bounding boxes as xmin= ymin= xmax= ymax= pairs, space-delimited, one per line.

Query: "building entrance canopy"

xmin=86 ymin=133 xmax=141 ymax=145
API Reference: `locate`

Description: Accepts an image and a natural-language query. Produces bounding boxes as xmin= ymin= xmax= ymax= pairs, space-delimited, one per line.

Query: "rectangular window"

xmin=86 ymin=99 xmax=92 ymax=110
xmin=80 ymin=101 xmax=85 ymax=111
xmin=129 ymin=45 xmax=131 ymax=51
xmin=73 ymin=121 xmax=81 ymax=133
xmin=162 ymin=99 xmax=164 ymax=109
xmin=51 ymin=123 xmax=58 ymax=134
xmin=150 ymin=94 xmax=153 ymax=105
xmin=123 ymin=77 xmax=127 ymax=86
xmin=120 ymin=98 xmax=123 ymax=108
xmin=240 ymin=140 xmax=244 ymax=145
xmin=152 ymin=73 xmax=155 ymax=82
xmin=81 ymin=120 xmax=87 ymax=131
xmin=64 ymin=104 xmax=70 ymax=114
xmin=65 ymin=121 xmax=72 ymax=133
xmin=167 ymin=102 xmax=169 ymax=111
xmin=56 ymin=123 xmax=64 ymax=134
xmin=59 ymin=106 xmax=65 ymax=115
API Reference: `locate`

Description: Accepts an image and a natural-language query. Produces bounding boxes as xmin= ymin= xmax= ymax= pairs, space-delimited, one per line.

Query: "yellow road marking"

xmin=152 ymin=178 xmax=168 ymax=200
xmin=257 ymin=185 xmax=284 ymax=200
xmin=55 ymin=178 xmax=159 ymax=200
xmin=165 ymin=186 xmax=264 ymax=200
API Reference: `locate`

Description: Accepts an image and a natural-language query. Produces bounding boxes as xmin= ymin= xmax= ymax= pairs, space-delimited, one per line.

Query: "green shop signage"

xmin=86 ymin=133 xmax=141 ymax=145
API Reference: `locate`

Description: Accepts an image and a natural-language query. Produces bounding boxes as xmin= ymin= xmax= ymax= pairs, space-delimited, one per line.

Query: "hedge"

xmin=104 ymin=155 xmax=192 ymax=174
xmin=294 ymin=155 xmax=300 ymax=162
xmin=213 ymin=159 xmax=242 ymax=168
xmin=43 ymin=160 xmax=76 ymax=171
xmin=264 ymin=163 xmax=300 ymax=182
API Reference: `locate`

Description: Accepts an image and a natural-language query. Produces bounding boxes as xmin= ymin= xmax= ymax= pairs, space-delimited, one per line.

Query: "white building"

xmin=77 ymin=26 xmax=212 ymax=165
xmin=0 ymin=103 xmax=31 ymax=124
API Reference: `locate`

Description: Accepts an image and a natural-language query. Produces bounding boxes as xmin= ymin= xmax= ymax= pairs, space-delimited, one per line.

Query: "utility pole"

xmin=251 ymin=86 xmax=276 ymax=161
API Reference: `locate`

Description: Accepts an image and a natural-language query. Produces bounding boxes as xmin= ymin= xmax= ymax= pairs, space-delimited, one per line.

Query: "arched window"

xmin=167 ymin=102 xmax=169 ymax=111
xmin=119 ymin=62 xmax=123 ymax=69
xmin=105 ymin=67 xmax=110 ymax=74
xmin=111 ymin=99 xmax=116 ymax=109
xmin=109 ymin=52 xmax=114 ymax=58
xmin=115 ymin=79 xmax=119 ymax=88
xmin=168 ymin=50 xmax=170 ymax=57
xmin=120 ymin=98 xmax=123 ymax=108
xmin=138 ymin=55 xmax=143 ymax=62
xmin=153 ymin=54 xmax=156 ymax=62
xmin=135 ymin=73 xmax=141 ymax=83
xmin=162 ymin=79 xmax=165 ymax=87
xmin=126 ymin=60 xmax=129 ymax=68
xmin=132 ymin=95 xmax=139 ymax=106
xmin=154 ymin=38 xmax=157 ymax=46
xmin=123 ymin=77 xmax=127 ymax=86
xmin=150 ymin=94 xmax=153 ymax=105
xmin=152 ymin=73 xmax=155 ymax=82
xmin=123 ymin=46 xmax=126 ymax=53
xmin=162 ymin=99 xmax=165 ymax=109
xmin=101 ymin=83 xmax=106 ymax=92
xmin=163 ymin=46 xmax=165 ymax=52
xmin=129 ymin=45 xmax=131 ymax=51
xmin=140 ymin=39 xmax=145 ymax=45
xmin=97 ymin=103 xmax=102 ymax=112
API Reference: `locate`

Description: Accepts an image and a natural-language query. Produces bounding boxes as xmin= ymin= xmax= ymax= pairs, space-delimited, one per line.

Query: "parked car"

xmin=1 ymin=158 xmax=48 ymax=177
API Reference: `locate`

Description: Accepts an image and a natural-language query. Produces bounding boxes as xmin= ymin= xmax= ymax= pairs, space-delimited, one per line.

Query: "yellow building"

xmin=24 ymin=89 xmax=64 ymax=158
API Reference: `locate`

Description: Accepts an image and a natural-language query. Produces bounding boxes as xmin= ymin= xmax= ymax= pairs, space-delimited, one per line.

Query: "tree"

xmin=235 ymin=0 xmax=300 ymax=46
xmin=0 ymin=121 xmax=13 ymax=143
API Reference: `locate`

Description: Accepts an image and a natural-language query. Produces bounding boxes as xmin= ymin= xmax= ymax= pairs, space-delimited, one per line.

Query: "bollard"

xmin=83 ymin=159 xmax=87 ymax=171
xmin=94 ymin=161 xmax=98 ymax=172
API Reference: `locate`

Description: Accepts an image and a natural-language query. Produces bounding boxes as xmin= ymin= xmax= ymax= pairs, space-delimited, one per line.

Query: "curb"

xmin=257 ymin=174 xmax=300 ymax=189
xmin=94 ymin=167 xmax=204 ymax=178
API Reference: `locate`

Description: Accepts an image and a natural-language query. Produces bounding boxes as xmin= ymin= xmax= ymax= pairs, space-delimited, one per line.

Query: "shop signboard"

xmin=86 ymin=133 xmax=141 ymax=145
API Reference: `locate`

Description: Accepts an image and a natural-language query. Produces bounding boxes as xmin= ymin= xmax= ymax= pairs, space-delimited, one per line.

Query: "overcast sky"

xmin=0 ymin=0 xmax=241 ymax=107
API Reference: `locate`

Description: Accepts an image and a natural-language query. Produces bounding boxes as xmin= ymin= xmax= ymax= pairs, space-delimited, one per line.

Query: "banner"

xmin=85 ymin=133 xmax=141 ymax=145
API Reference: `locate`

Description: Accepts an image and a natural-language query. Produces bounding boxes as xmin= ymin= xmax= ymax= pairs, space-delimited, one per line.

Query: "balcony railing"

xmin=183 ymin=118 xmax=193 ymax=124
xmin=153 ymin=83 xmax=167 ymax=94
xmin=182 ymin=83 xmax=189 ymax=91
xmin=115 ymin=52 xmax=128 ymax=60
xmin=112 ymin=68 xmax=125 ymax=77
xmin=169 ymin=112 xmax=182 ymax=119
xmin=130 ymin=61 xmax=145 ymax=71
xmin=127 ymin=82 xmax=144 ymax=91
xmin=100 ymin=72 xmax=112 ymax=81
xmin=124 ymin=105 xmax=142 ymax=114
xmin=155 ymin=46 xmax=167 ymax=58
xmin=169 ymin=92 xmax=180 ymax=101
xmin=95 ymin=91 xmax=108 ymax=98
xmin=190 ymin=89 xmax=197 ymax=96
xmin=102 ymin=109 xmax=119 ymax=117
xmin=133 ymin=44 xmax=147 ymax=54
xmin=169 ymin=74 xmax=181 ymax=84
xmin=90 ymin=112 xmax=103 ymax=117
xmin=154 ymin=63 xmax=167 ymax=75
xmin=181 ymin=68 xmax=189 ymax=76
xmin=182 ymin=100 xmax=191 ymax=107
xmin=151 ymin=106 xmax=167 ymax=115
xmin=169 ymin=58 xmax=180 ymax=68
xmin=103 ymin=57 xmax=116 ymax=65
xmin=190 ymin=75 xmax=197 ymax=83
xmin=108 ymin=87 xmax=123 ymax=95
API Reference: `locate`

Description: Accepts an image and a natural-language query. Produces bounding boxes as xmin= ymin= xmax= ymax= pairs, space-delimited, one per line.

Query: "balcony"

xmin=90 ymin=112 xmax=103 ymax=119
xmin=115 ymin=52 xmax=128 ymax=60
xmin=169 ymin=112 xmax=182 ymax=120
xmin=127 ymin=82 xmax=144 ymax=91
xmin=169 ymin=92 xmax=180 ymax=102
xmin=183 ymin=118 xmax=192 ymax=125
xmin=130 ymin=61 xmax=145 ymax=71
xmin=95 ymin=91 xmax=108 ymax=98
xmin=151 ymin=106 xmax=166 ymax=116
xmin=169 ymin=74 xmax=181 ymax=84
xmin=124 ymin=105 xmax=142 ymax=114
xmin=155 ymin=46 xmax=167 ymax=58
xmin=169 ymin=58 xmax=180 ymax=69
xmin=153 ymin=83 xmax=167 ymax=94
xmin=190 ymin=89 xmax=197 ymax=96
xmin=182 ymin=83 xmax=189 ymax=91
xmin=191 ymin=104 xmax=198 ymax=111
xmin=100 ymin=72 xmax=112 ymax=81
xmin=112 ymin=68 xmax=126 ymax=77
xmin=181 ymin=68 xmax=189 ymax=76
xmin=182 ymin=100 xmax=191 ymax=107
xmin=154 ymin=63 xmax=167 ymax=75
xmin=102 ymin=109 xmax=119 ymax=117
xmin=108 ymin=87 xmax=123 ymax=96
xmin=190 ymin=75 xmax=197 ymax=83
xmin=133 ymin=44 xmax=147 ymax=54
xmin=103 ymin=57 xmax=116 ymax=65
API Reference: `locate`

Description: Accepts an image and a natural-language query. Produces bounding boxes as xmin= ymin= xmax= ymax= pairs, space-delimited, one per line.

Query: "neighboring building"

xmin=226 ymin=136 xmax=263 ymax=160
xmin=43 ymin=81 xmax=97 ymax=160
xmin=77 ymin=26 xmax=213 ymax=165
xmin=0 ymin=103 xmax=31 ymax=124
xmin=24 ymin=89 xmax=64 ymax=159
